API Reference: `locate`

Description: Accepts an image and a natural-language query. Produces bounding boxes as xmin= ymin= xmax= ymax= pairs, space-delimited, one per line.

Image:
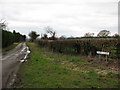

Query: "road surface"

xmin=1 ymin=43 xmax=30 ymax=88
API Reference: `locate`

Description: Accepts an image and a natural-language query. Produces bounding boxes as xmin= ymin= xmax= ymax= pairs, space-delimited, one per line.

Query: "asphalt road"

xmin=1 ymin=43 xmax=30 ymax=88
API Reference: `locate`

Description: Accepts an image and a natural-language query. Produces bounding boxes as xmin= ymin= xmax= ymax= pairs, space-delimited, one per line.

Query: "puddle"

xmin=20 ymin=46 xmax=30 ymax=63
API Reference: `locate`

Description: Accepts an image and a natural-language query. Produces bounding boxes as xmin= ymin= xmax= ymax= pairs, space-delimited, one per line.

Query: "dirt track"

xmin=1 ymin=43 xmax=30 ymax=88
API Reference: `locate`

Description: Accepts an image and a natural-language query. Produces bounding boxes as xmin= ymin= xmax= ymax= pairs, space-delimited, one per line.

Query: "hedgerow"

xmin=1 ymin=29 xmax=26 ymax=48
xmin=36 ymin=38 xmax=119 ymax=59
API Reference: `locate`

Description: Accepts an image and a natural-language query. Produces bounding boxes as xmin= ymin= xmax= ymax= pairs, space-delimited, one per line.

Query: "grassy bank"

xmin=1 ymin=43 xmax=19 ymax=53
xmin=14 ymin=43 xmax=119 ymax=88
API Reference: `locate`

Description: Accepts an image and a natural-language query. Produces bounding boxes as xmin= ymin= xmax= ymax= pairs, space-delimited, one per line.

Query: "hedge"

xmin=36 ymin=38 xmax=119 ymax=59
xmin=1 ymin=29 xmax=26 ymax=48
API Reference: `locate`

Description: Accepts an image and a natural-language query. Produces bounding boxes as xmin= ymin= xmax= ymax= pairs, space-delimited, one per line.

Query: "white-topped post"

xmin=97 ymin=51 xmax=109 ymax=62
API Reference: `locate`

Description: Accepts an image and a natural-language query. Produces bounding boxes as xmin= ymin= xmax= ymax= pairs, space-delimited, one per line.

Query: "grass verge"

xmin=1 ymin=43 xmax=19 ymax=53
xmin=14 ymin=43 xmax=119 ymax=88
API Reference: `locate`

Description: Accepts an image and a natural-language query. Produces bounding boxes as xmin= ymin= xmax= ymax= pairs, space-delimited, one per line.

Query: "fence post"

xmin=106 ymin=55 xmax=108 ymax=62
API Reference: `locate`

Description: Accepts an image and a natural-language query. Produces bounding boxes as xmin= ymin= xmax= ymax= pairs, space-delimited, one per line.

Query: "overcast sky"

xmin=0 ymin=0 xmax=119 ymax=37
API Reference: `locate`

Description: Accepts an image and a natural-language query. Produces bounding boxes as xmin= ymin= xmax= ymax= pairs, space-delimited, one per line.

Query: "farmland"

xmin=1 ymin=0 xmax=119 ymax=89
xmin=13 ymin=42 xmax=119 ymax=88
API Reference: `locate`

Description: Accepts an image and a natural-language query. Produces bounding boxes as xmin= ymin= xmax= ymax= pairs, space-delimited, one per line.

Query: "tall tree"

xmin=28 ymin=31 xmax=39 ymax=42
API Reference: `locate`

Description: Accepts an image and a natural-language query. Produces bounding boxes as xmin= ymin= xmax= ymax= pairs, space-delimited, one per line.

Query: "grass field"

xmin=14 ymin=43 xmax=119 ymax=88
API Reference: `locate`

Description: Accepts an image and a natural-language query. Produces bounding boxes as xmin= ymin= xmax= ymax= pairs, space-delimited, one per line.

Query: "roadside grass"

xmin=15 ymin=43 xmax=119 ymax=88
xmin=1 ymin=42 xmax=19 ymax=53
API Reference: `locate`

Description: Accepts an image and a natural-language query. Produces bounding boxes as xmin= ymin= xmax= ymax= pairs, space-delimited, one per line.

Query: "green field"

xmin=14 ymin=43 xmax=119 ymax=88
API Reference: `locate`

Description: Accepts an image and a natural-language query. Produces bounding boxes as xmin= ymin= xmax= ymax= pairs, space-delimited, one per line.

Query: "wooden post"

xmin=99 ymin=54 xmax=101 ymax=61
xmin=106 ymin=55 xmax=107 ymax=62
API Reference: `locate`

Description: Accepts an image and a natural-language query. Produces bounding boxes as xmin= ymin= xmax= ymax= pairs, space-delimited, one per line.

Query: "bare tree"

xmin=44 ymin=26 xmax=53 ymax=35
xmin=44 ymin=26 xmax=56 ymax=40
xmin=0 ymin=19 xmax=7 ymax=30
xmin=84 ymin=32 xmax=94 ymax=37
xmin=97 ymin=30 xmax=110 ymax=37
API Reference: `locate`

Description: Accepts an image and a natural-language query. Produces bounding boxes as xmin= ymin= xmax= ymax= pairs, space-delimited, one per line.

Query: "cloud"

xmin=0 ymin=0 xmax=119 ymax=37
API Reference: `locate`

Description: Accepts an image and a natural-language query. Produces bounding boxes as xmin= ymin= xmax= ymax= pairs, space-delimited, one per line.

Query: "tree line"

xmin=2 ymin=29 xmax=26 ymax=48
xmin=28 ymin=27 xmax=120 ymax=41
xmin=0 ymin=20 xmax=26 ymax=48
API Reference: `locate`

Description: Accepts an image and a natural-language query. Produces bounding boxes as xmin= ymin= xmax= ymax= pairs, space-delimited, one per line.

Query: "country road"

xmin=1 ymin=43 xmax=30 ymax=88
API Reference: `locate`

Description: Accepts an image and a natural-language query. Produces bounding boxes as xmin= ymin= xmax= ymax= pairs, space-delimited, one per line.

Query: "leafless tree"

xmin=0 ymin=19 xmax=7 ymax=30
xmin=44 ymin=26 xmax=56 ymax=40
xmin=84 ymin=32 xmax=94 ymax=37
xmin=97 ymin=30 xmax=110 ymax=37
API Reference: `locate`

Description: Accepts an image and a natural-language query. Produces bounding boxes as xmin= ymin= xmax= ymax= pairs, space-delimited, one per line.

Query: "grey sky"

xmin=0 ymin=0 xmax=119 ymax=37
